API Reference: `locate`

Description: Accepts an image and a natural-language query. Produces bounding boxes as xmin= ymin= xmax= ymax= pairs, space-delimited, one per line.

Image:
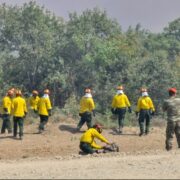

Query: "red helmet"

xmin=93 ymin=124 xmax=103 ymax=133
xmin=168 ymin=88 xmax=177 ymax=94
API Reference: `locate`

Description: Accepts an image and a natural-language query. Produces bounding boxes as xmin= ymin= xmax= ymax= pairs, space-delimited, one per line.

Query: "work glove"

xmin=3 ymin=108 xmax=8 ymax=113
xmin=136 ymin=112 xmax=139 ymax=117
xmin=151 ymin=111 xmax=155 ymax=116
xmin=128 ymin=107 xmax=132 ymax=113
xmin=24 ymin=112 xmax=27 ymax=118
xmin=92 ymin=110 xmax=95 ymax=117
xmin=34 ymin=109 xmax=38 ymax=114
xmin=111 ymin=108 xmax=116 ymax=114
xmin=48 ymin=109 xmax=52 ymax=116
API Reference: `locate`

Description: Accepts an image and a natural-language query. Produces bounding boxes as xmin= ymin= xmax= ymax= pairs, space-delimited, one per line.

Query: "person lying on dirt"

xmin=79 ymin=123 xmax=111 ymax=154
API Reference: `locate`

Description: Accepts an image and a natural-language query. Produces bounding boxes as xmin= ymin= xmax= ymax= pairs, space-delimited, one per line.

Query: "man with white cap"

xmin=77 ymin=88 xmax=95 ymax=131
xmin=136 ymin=88 xmax=155 ymax=136
xmin=111 ymin=85 xmax=132 ymax=134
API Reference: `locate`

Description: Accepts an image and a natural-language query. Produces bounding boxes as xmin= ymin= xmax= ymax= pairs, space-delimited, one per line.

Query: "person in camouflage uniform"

xmin=163 ymin=88 xmax=180 ymax=151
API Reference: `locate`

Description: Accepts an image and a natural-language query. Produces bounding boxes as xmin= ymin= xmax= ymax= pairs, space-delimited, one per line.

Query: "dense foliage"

xmin=0 ymin=2 xmax=179 ymax=115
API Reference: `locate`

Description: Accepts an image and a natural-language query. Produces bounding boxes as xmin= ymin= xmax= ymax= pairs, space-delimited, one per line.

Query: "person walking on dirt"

xmin=136 ymin=88 xmax=155 ymax=136
xmin=111 ymin=86 xmax=132 ymax=134
xmin=163 ymin=88 xmax=180 ymax=151
xmin=77 ymin=88 xmax=95 ymax=131
xmin=1 ymin=90 xmax=14 ymax=134
xmin=29 ymin=90 xmax=40 ymax=113
xmin=37 ymin=89 xmax=52 ymax=133
xmin=12 ymin=90 xmax=28 ymax=140
xmin=79 ymin=124 xmax=111 ymax=154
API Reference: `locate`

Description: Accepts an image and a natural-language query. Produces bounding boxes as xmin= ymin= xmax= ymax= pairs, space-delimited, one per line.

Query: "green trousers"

xmin=116 ymin=108 xmax=126 ymax=128
xmin=39 ymin=115 xmax=49 ymax=131
xmin=80 ymin=142 xmax=96 ymax=154
xmin=13 ymin=116 xmax=24 ymax=138
xmin=1 ymin=114 xmax=12 ymax=133
xmin=138 ymin=109 xmax=151 ymax=134
xmin=77 ymin=112 xmax=92 ymax=130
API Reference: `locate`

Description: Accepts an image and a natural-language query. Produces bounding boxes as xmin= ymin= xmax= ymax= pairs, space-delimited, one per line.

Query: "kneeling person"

xmin=79 ymin=124 xmax=110 ymax=154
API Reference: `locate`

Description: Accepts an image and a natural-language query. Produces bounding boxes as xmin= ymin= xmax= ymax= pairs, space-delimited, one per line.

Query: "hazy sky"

xmin=0 ymin=0 xmax=180 ymax=32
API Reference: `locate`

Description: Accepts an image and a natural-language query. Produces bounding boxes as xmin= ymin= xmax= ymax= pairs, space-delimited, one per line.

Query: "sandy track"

xmin=0 ymin=151 xmax=180 ymax=179
xmin=0 ymin=120 xmax=179 ymax=179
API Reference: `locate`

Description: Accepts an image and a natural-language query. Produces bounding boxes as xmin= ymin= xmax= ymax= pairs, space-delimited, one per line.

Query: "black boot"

xmin=139 ymin=131 xmax=144 ymax=136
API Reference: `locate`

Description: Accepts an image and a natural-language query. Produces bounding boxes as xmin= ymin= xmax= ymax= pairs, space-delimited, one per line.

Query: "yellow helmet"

xmin=7 ymin=90 xmax=14 ymax=96
xmin=141 ymin=88 xmax=147 ymax=92
xmin=32 ymin=90 xmax=38 ymax=95
xmin=116 ymin=86 xmax=123 ymax=90
xmin=15 ymin=90 xmax=22 ymax=96
xmin=85 ymin=88 xmax=91 ymax=93
xmin=44 ymin=89 xmax=50 ymax=94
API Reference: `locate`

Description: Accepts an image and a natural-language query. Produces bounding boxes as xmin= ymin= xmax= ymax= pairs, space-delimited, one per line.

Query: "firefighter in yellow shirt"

xmin=111 ymin=86 xmax=132 ymax=134
xmin=77 ymin=88 xmax=95 ymax=131
xmin=80 ymin=124 xmax=110 ymax=154
xmin=136 ymin=88 xmax=155 ymax=136
xmin=12 ymin=90 xmax=28 ymax=140
xmin=1 ymin=90 xmax=14 ymax=134
xmin=29 ymin=90 xmax=40 ymax=113
xmin=37 ymin=89 xmax=52 ymax=133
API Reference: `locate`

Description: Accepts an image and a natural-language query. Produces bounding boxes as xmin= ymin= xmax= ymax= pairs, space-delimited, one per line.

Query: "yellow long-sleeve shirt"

xmin=29 ymin=96 xmax=40 ymax=110
xmin=80 ymin=128 xmax=109 ymax=149
xmin=111 ymin=94 xmax=131 ymax=108
xmin=136 ymin=96 xmax=155 ymax=112
xmin=37 ymin=97 xmax=52 ymax=116
xmin=12 ymin=96 xmax=27 ymax=117
xmin=2 ymin=96 xmax=12 ymax=114
xmin=79 ymin=97 xmax=95 ymax=114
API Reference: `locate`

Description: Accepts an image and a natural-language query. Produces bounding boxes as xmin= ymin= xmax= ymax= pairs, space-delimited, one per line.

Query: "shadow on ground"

xmin=59 ymin=124 xmax=85 ymax=134
xmin=109 ymin=127 xmax=138 ymax=136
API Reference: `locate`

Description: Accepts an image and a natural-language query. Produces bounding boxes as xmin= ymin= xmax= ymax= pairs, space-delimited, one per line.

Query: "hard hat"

xmin=168 ymin=88 xmax=177 ymax=94
xmin=141 ymin=88 xmax=147 ymax=92
xmin=10 ymin=88 xmax=15 ymax=92
xmin=44 ymin=89 xmax=50 ymax=94
xmin=7 ymin=90 xmax=14 ymax=96
xmin=93 ymin=123 xmax=103 ymax=133
xmin=32 ymin=90 xmax=38 ymax=95
xmin=15 ymin=90 xmax=22 ymax=96
xmin=85 ymin=88 xmax=91 ymax=93
xmin=116 ymin=86 xmax=123 ymax=90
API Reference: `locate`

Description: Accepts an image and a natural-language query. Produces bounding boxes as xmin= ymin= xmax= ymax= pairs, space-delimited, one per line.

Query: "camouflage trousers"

xmin=166 ymin=121 xmax=180 ymax=150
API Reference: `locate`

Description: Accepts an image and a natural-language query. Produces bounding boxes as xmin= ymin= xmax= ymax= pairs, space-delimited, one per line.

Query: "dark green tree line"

xmin=0 ymin=1 xmax=179 ymax=115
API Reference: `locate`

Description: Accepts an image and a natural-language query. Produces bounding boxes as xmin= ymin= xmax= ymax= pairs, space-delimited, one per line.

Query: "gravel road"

xmin=0 ymin=150 xmax=180 ymax=179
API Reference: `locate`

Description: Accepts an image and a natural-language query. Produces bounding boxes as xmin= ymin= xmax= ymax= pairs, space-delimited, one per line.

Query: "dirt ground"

xmin=0 ymin=118 xmax=180 ymax=179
